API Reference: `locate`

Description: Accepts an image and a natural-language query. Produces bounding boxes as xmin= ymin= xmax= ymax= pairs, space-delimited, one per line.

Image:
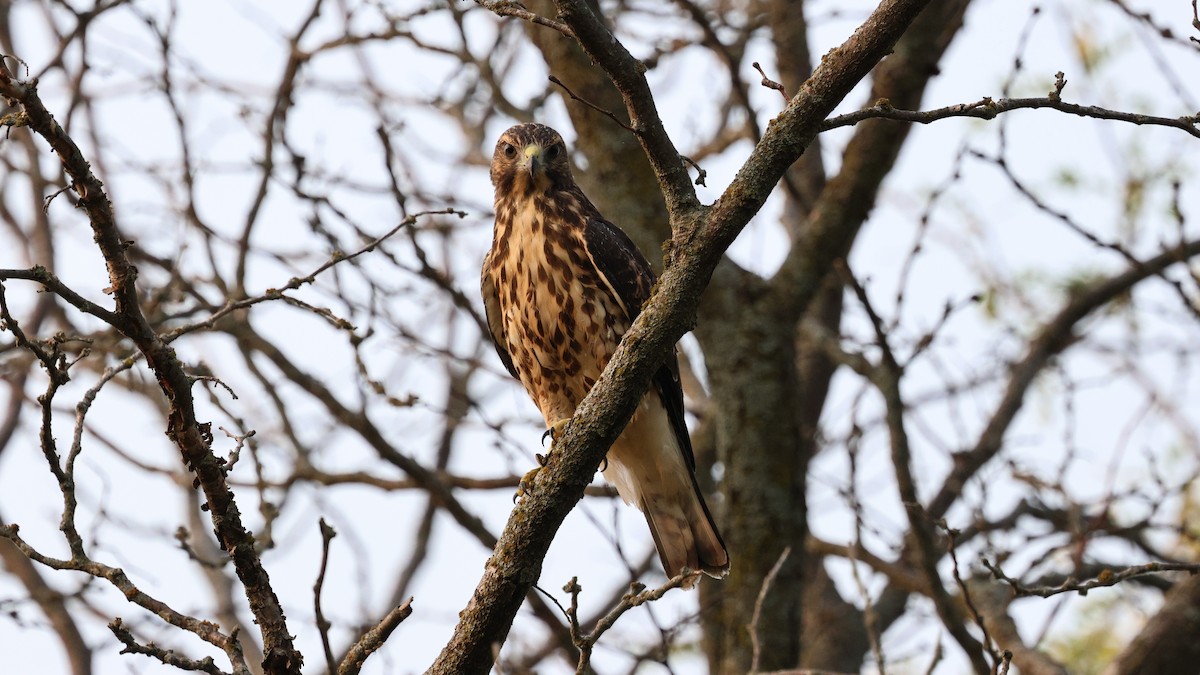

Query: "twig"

xmin=821 ymin=92 xmax=1199 ymax=138
xmin=750 ymin=546 xmax=792 ymax=673
xmin=217 ymin=427 xmax=254 ymax=473
xmin=160 ymin=208 xmax=465 ymax=344
xmin=548 ymin=75 xmax=637 ymax=134
xmin=845 ymin=440 xmax=887 ymax=674
xmin=944 ymin=526 xmax=999 ymax=669
xmin=982 ymin=558 xmax=1200 ymax=598
xmin=315 ymin=519 xmax=338 ymax=674
xmin=1105 ymin=0 xmax=1200 ymax=51
xmin=174 ymin=527 xmax=228 ymax=570
xmin=752 ymin=61 xmax=788 ymax=101
xmin=570 ymin=572 xmax=697 ymax=673
xmin=679 ymin=154 xmax=708 ymax=186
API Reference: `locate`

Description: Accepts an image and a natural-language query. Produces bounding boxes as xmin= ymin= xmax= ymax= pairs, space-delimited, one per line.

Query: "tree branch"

xmin=338 ymin=599 xmax=413 ymax=675
xmin=549 ymin=0 xmax=700 ymax=219
xmin=428 ymin=1 xmax=937 ymax=672
xmin=0 ymin=61 xmax=303 ymax=675
xmin=821 ymin=93 xmax=1200 ymax=138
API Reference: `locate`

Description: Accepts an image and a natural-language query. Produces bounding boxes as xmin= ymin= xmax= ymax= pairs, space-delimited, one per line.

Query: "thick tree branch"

xmin=427 ymin=1 xmax=935 ymax=672
xmin=549 ymin=0 xmax=701 ymax=219
xmin=0 ymin=64 xmax=303 ymax=675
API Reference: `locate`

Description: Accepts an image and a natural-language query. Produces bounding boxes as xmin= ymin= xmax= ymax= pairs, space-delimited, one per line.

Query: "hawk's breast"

xmin=488 ymin=195 xmax=630 ymax=423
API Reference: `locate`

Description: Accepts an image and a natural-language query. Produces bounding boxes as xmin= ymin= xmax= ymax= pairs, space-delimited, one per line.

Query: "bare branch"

xmin=337 ymin=599 xmax=413 ymax=675
xmin=822 ymin=93 xmax=1200 ymax=138
xmin=314 ymin=520 xmax=338 ymax=674
xmin=0 ymin=57 xmax=303 ymax=675
xmin=0 ymin=266 xmax=122 ymax=326
xmin=982 ymin=558 xmax=1200 ymax=598
xmin=752 ymin=61 xmax=788 ymax=101
xmin=568 ymin=573 xmax=698 ymax=673
xmin=927 ymin=238 xmax=1200 ymax=522
xmin=476 ymin=0 xmax=575 ymax=38
xmin=750 ymin=547 xmax=792 ymax=673
xmin=0 ymin=524 xmax=249 ymax=672
xmin=839 ymin=261 xmax=990 ymax=674
xmin=108 ymin=619 xmax=233 ymax=675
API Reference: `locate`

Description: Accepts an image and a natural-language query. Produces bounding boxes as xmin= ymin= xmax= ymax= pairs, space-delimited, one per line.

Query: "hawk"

xmin=482 ymin=123 xmax=729 ymax=583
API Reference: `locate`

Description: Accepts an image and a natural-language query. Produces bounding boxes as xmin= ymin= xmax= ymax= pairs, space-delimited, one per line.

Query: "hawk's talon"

xmin=541 ymin=418 xmax=570 ymax=446
xmin=516 ymin=437 xmax=560 ymax=503
xmin=515 ymin=465 xmax=540 ymax=503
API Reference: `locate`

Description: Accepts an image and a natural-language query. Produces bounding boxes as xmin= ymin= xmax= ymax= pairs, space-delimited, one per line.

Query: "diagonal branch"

xmin=427 ymin=1 xmax=937 ymax=672
xmin=549 ymin=0 xmax=700 ymax=219
xmin=0 ymin=61 xmax=303 ymax=675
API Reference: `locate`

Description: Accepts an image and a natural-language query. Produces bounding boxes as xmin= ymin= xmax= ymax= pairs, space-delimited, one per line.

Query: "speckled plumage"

xmin=482 ymin=123 xmax=729 ymax=582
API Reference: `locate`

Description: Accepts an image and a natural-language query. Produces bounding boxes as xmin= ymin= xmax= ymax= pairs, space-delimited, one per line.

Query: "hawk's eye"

xmin=545 ymin=144 xmax=561 ymax=160
xmin=501 ymin=143 xmax=517 ymax=159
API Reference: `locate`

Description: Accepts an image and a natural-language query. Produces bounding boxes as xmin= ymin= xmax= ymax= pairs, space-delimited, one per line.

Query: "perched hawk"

xmin=482 ymin=123 xmax=729 ymax=582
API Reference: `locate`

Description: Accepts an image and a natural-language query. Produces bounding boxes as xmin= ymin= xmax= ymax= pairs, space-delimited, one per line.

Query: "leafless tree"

xmin=2 ymin=1 xmax=1200 ymax=674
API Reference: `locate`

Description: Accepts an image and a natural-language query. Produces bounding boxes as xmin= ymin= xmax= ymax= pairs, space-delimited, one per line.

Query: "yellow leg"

xmin=515 ymin=419 xmax=570 ymax=502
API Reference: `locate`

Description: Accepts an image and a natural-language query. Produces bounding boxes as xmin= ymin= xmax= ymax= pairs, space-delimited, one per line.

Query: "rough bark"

xmin=695 ymin=268 xmax=807 ymax=672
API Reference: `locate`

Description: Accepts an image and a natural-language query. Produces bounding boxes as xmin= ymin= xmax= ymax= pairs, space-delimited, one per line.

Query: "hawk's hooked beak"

xmin=522 ymin=144 xmax=543 ymax=177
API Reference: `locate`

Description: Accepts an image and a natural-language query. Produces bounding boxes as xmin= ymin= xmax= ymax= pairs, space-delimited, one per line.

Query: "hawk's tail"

xmin=641 ymin=475 xmax=729 ymax=587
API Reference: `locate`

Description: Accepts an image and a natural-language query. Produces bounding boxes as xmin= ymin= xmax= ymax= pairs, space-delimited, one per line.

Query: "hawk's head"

xmin=490 ymin=123 xmax=574 ymax=198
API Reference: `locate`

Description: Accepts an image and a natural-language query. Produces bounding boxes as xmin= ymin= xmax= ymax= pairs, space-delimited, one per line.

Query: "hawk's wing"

xmin=582 ymin=217 xmax=697 ymax=472
xmin=481 ymin=249 xmax=519 ymax=379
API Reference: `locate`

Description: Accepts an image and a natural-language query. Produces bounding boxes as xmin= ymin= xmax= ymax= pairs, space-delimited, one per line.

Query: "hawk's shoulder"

xmin=581 ymin=213 xmax=654 ymax=318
